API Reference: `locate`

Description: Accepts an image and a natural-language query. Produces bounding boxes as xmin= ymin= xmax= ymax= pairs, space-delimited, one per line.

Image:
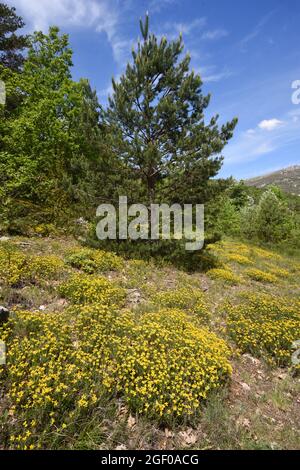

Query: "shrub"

xmin=1 ymin=306 xmax=232 ymax=448
xmin=33 ymin=224 xmax=58 ymax=237
xmin=206 ymin=268 xmax=241 ymax=285
xmin=240 ymin=189 xmax=294 ymax=243
xmin=265 ymin=265 xmax=290 ymax=278
xmin=0 ymin=245 xmax=64 ymax=287
xmin=0 ymin=308 xmax=108 ymax=449
xmin=245 ymin=268 xmax=277 ymax=284
xmin=100 ymin=308 xmax=232 ymax=421
xmin=207 ymin=241 xmax=251 ymax=258
xmin=151 ymin=287 xmax=210 ymax=322
xmin=251 ymin=247 xmax=282 ymax=261
xmin=65 ymin=248 xmax=123 ymax=274
xmin=226 ymin=293 xmax=300 ymax=367
xmin=59 ymin=273 xmax=126 ymax=306
xmin=223 ymin=253 xmax=253 ymax=265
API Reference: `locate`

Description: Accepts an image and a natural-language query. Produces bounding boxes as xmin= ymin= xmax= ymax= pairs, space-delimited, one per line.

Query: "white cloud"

xmin=258 ymin=118 xmax=284 ymax=131
xmin=225 ymin=113 xmax=300 ymax=164
xmin=6 ymin=0 xmax=126 ymax=64
xmin=8 ymin=0 xmax=117 ymax=33
xmin=201 ymin=29 xmax=228 ymax=40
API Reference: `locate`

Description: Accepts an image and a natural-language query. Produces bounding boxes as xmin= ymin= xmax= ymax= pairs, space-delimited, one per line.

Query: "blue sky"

xmin=7 ymin=0 xmax=300 ymax=179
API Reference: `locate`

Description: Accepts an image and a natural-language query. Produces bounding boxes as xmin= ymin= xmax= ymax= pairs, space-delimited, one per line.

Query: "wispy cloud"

xmin=196 ymin=65 xmax=232 ymax=83
xmin=225 ymin=113 xmax=300 ymax=164
xmin=161 ymin=17 xmax=206 ymax=39
xmin=149 ymin=0 xmax=179 ymax=14
xmin=240 ymin=10 xmax=275 ymax=51
xmin=201 ymin=29 xmax=228 ymax=40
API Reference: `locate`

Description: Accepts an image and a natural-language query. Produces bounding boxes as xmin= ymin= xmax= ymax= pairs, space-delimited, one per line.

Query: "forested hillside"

xmin=246 ymin=166 xmax=300 ymax=196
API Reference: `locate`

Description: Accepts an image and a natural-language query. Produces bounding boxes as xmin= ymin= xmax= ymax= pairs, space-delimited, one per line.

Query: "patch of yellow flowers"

xmin=206 ymin=268 xmax=242 ymax=285
xmin=59 ymin=273 xmax=126 ymax=306
xmin=223 ymin=253 xmax=254 ymax=265
xmin=65 ymin=247 xmax=123 ymax=273
xmin=1 ymin=305 xmax=232 ymax=448
xmin=207 ymin=241 xmax=251 ymax=257
xmin=151 ymin=287 xmax=210 ymax=322
xmin=226 ymin=293 xmax=300 ymax=367
xmin=250 ymin=247 xmax=283 ymax=261
xmin=264 ymin=265 xmax=290 ymax=279
xmin=0 ymin=245 xmax=64 ymax=287
xmin=245 ymin=268 xmax=277 ymax=284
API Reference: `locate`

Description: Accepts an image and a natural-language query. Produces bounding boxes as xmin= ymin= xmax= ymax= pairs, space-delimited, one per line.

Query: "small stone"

xmin=242 ymin=353 xmax=261 ymax=365
xmin=240 ymin=382 xmax=251 ymax=392
xmin=127 ymin=289 xmax=142 ymax=305
xmin=127 ymin=414 xmax=136 ymax=429
xmin=115 ymin=444 xmax=127 ymax=450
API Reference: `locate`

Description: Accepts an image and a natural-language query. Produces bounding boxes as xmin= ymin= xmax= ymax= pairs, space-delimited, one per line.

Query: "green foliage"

xmin=240 ymin=188 xmax=295 ymax=243
xmin=206 ymin=195 xmax=241 ymax=237
xmin=0 ymin=27 xmax=105 ymax=232
xmin=65 ymin=248 xmax=124 ymax=273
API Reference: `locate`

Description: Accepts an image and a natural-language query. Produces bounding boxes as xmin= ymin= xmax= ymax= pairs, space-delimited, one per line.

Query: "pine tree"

xmin=102 ymin=15 xmax=237 ymax=207
xmin=0 ymin=2 xmax=28 ymax=71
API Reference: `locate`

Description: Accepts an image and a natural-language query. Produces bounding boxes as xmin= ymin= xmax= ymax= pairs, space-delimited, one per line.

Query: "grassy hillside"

xmin=245 ymin=165 xmax=300 ymax=195
xmin=0 ymin=236 xmax=299 ymax=450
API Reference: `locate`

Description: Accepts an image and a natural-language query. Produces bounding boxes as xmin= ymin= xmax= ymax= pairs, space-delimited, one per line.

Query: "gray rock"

xmin=127 ymin=289 xmax=142 ymax=305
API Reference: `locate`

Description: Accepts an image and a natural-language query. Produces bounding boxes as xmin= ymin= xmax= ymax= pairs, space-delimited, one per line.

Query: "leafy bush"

xmin=1 ymin=305 xmax=232 ymax=449
xmin=245 ymin=268 xmax=277 ymax=284
xmin=65 ymin=248 xmax=123 ymax=274
xmin=151 ymin=287 xmax=210 ymax=322
xmin=87 ymin=224 xmax=221 ymax=273
xmin=206 ymin=268 xmax=241 ymax=285
xmin=59 ymin=273 xmax=126 ymax=306
xmin=226 ymin=293 xmax=300 ymax=367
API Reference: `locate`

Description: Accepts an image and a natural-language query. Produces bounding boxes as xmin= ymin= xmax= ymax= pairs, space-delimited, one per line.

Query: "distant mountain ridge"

xmin=244 ymin=165 xmax=300 ymax=195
